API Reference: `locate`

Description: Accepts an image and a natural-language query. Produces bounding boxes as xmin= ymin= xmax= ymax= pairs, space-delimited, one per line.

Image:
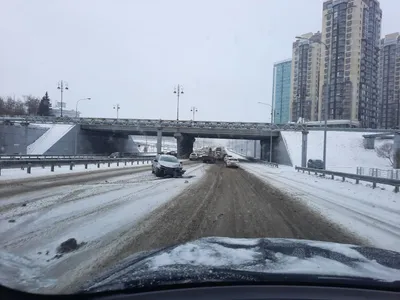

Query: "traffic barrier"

xmin=0 ymin=157 xmax=155 ymax=176
xmin=295 ymin=166 xmax=400 ymax=193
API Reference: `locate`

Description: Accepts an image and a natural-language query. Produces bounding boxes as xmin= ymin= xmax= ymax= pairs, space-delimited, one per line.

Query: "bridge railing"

xmin=0 ymin=156 xmax=156 ymax=176
xmin=1 ymin=115 xmax=398 ymax=132
xmin=295 ymin=166 xmax=400 ymax=193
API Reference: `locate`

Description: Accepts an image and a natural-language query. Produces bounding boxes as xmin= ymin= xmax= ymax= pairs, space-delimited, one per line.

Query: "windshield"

xmin=159 ymin=156 xmax=179 ymax=162
xmin=1 ymin=0 xmax=400 ymax=296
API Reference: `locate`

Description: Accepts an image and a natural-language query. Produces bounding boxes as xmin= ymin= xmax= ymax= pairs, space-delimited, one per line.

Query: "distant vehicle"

xmin=166 ymin=151 xmax=177 ymax=157
xmin=307 ymin=159 xmax=324 ymax=169
xmin=109 ymin=152 xmax=121 ymax=158
xmin=224 ymin=155 xmax=233 ymax=162
xmin=201 ymin=148 xmax=216 ymax=164
xmin=226 ymin=158 xmax=239 ymax=168
xmin=215 ymin=146 xmax=225 ymax=161
xmin=152 ymin=154 xmax=185 ymax=177
xmin=189 ymin=153 xmax=198 ymax=161
xmin=109 ymin=152 xmax=139 ymax=158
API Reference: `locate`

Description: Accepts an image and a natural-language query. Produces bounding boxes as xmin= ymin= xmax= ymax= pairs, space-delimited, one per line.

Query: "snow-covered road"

xmin=241 ymin=163 xmax=400 ymax=252
xmin=0 ymin=163 xmax=208 ymax=293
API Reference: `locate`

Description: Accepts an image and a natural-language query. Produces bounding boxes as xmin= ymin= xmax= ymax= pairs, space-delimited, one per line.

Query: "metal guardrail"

xmin=0 ymin=156 xmax=156 ymax=175
xmin=295 ymin=166 xmax=400 ymax=193
xmin=356 ymin=167 xmax=400 ymax=180
xmin=0 ymin=155 xmax=107 ymax=160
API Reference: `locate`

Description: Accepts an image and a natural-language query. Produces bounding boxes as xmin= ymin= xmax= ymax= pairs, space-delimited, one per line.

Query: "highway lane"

xmin=0 ymin=162 xmax=365 ymax=293
xmin=63 ymin=163 xmax=365 ymax=292
xmin=106 ymin=163 xmax=365 ymax=254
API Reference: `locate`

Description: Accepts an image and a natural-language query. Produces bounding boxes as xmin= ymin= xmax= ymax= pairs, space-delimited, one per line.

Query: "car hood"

xmin=84 ymin=237 xmax=400 ymax=292
xmin=159 ymin=161 xmax=181 ymax=168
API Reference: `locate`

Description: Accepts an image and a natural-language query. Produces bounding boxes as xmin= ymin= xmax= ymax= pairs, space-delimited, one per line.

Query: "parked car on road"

xmin=152 ymin=154 xmax=185 ymax=177
xmin=307 ymin=159 xmax=324 ymax=169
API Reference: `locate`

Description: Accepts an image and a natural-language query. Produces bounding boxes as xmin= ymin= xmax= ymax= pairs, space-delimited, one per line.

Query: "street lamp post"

xmin=257 ymin=101 xmax=274 ymax=163
xmin=295 ymin=35 xmax=332 ymax=169
xmin=174 ymin=85 xmax=184 ymax=121
xmin=57 ymin=80 xmax=69 ymax=117
xmin=113 ymin=104 xmax=120 ymax=119
xmin=75 ymin=98 xmax=91 ymax=118
xmin=74 ymin=98 xmax=91 ymax=155
xmin=190 ymin=106 xmax=198 ymax=121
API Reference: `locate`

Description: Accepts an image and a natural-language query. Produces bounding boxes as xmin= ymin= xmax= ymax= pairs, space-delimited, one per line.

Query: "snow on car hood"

xmin=159 ymin=161 xmax=181 ymax=168
xmin=85 ymin=237 xmax=400 ymax=292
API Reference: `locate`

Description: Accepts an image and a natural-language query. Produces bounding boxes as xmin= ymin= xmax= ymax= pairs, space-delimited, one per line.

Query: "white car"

xmin=189 ymin=153 xmax=198 ymax=160
xmin=226 ymin=158 xmax=239 ymax=168
xmin=224 ymin=155 xmax=233 ymax=162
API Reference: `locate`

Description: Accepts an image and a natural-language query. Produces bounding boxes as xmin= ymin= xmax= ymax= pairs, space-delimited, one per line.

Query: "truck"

xmin=214 ymin=146 xmax=226 ymax=161
xmin=200 ymin=147 xmax=216 ymax=164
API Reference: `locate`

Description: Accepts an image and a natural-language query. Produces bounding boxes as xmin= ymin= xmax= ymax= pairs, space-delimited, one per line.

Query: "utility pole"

xmin=113 ymin=104 xmax=120 ymax=119
xmin=57 ymin=80 xmax=69 ymax=117
xmin=174 ymin=85 xmax=184 ymax=121
xmin=257 ymin=101 xmax=274 ymax=163
xmin=190 ymin=106 xmax=198 ymax=120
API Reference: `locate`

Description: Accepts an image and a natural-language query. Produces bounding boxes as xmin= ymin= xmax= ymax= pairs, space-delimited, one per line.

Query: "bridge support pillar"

xmin=363 ymin=137 xmax=375 ymax=149
xmin=394 ymin=132 xmax=400 ymax=169
xmin=156 ymin=130 xmax=162 ymax=154
xmin=253 ymin=140 xmax=257 ymax=158
xmin=301 ymin=130 xmax=308 ymax=167
xmin=175 ymin=133 xmax=195 ymax=159
xmin=260 ymin=139 xmax=270 ymax=161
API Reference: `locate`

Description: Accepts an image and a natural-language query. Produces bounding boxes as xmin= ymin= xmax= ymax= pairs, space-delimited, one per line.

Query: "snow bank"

xmin=241 ymin=163 xmax=400 ymax=252
xmin=226 ymin=149 xmax=248 ymax=160
xmin=27 ymin=124 xmax=74 ymax=154
xmin=0 ymin=165 xmax=208 ymax=262
xmin=281 ymin=131 xmax=391 ymax=172
xmin=0 ymin=164 xmax=209 ymax=292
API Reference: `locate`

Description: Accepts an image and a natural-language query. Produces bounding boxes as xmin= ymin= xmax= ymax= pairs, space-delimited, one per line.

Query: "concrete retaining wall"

xmin=274 ymin=133 xmax=292 ymax=166
xmin=0 ymin=124 xmax=48 ymax=154
xmin=45 ymin=126 xmax=139 ymax=155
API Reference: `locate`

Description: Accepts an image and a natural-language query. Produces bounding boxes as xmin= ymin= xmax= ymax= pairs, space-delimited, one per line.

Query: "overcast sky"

xmin=1 ymin=0 xmax=399 ymax=122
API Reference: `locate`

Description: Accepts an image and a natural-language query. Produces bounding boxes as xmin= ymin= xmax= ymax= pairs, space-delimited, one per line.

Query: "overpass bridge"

xmin=1 ymin=116 xmax=397 ymax=158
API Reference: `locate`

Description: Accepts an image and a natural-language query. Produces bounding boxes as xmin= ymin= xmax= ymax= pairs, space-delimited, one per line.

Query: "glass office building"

xmin=272 ymin=59 xmax=292 ymax=124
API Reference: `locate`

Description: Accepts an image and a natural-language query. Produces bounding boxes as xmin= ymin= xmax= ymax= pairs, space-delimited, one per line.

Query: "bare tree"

xmin=376 ymin=142 xmax=394 ymax=167
xmin=14 ymin=100 xmax=26 ymax=115
xmin=0 ymin=97 xmax=5 ymax=115
xmin=4 ymin=96 xmax=17 ymax=115
xmin=24 ymin=95 xmax=40 ymax=115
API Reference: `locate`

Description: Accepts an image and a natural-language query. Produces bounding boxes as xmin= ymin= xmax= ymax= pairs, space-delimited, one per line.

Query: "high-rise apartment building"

xmin=319 ymin=0 xmax=382 ymax=128
xmin=290 ymin=32 xmax=322 ymax=122
xmin=378 ymin=33 xmax=400 ymax=129
xmin=272 ymin=59 xmax=292 ymax=124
